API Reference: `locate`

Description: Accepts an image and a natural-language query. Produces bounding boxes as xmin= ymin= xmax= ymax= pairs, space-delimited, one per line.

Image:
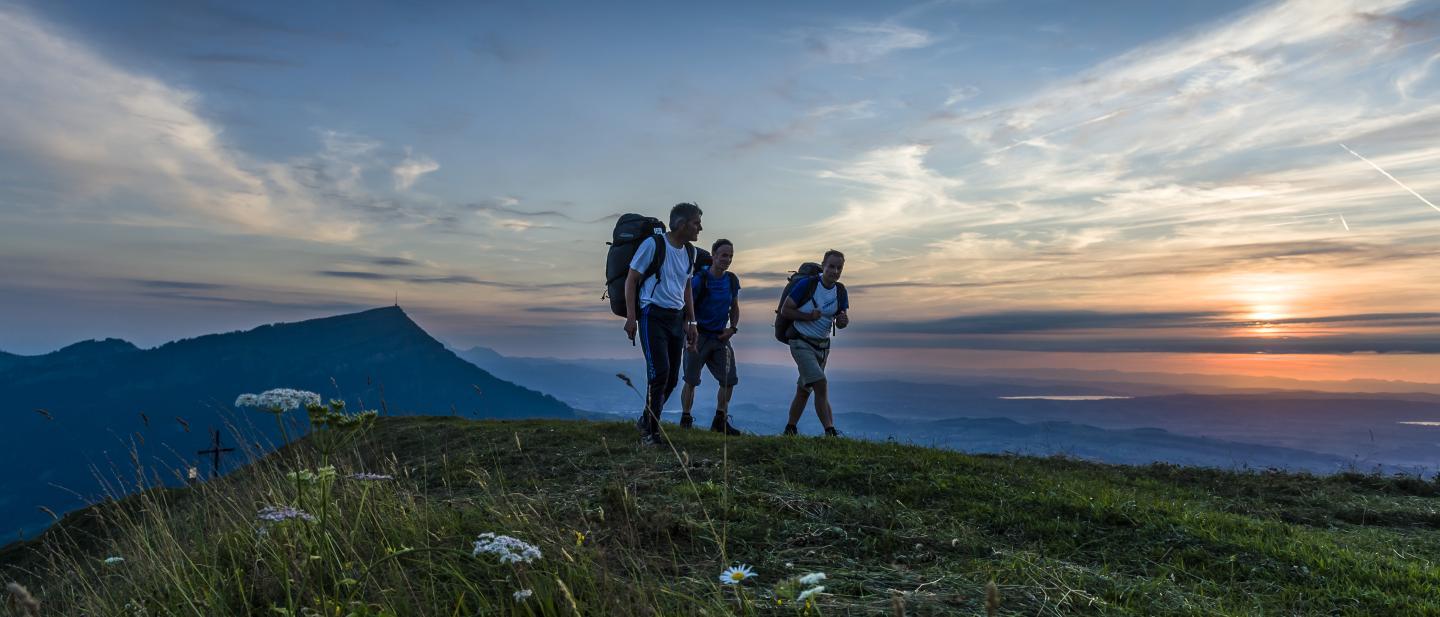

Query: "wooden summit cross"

xmin=197 ymin=428 xmax=235 ymax=479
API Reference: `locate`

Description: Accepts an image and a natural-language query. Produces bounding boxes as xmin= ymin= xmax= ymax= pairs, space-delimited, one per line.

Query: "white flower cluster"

xmin=512 ymin=589 xmax=533 ymax=602
xmin=348 ymin=472 xmax=394 ymax=481
xmin=235 ymin=389 xmax=322 ymax=411
xmin=257 ymin=505 xmax=317 ymax=523
xmin=471 ymin=533 xmax=542 ymax=564
xmin=796 ymin=572 xmax=826 ymax=603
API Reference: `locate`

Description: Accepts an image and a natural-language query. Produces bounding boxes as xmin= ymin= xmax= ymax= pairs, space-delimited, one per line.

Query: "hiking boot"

xmin=679 ymin=413 xmax=695 ymax=429
xmin=824 ymin=426 xmax=843 ymax=438
xmin=710 ymin=415 xmax=742 ymax=436
xmin=640 ymin=430 xmax=669 ymax=447
xmin=783 ymin=424 xmax=798 ymax=436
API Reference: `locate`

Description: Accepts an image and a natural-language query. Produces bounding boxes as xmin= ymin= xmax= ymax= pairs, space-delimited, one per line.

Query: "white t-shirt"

xmin=628 ymin=235 xmax=693 ymax=310
xmin=793 ymin=281 xmax=840 ymax=340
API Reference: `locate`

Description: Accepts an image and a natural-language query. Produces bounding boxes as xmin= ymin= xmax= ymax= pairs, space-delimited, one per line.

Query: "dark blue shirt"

xmin=690 ymin=267 xmax=739 ymax=334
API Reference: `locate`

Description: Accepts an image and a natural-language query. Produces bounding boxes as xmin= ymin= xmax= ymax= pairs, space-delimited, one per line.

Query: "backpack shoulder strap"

xmin=795 ymin=276 xmax=822 ymax=308
xmin=727 ymin=272 xmax=740 ymax=297
xmin=836 ymin=282 xmax=848 ymax=312
xmin=643 ymin=235 xmax=665 ymax=280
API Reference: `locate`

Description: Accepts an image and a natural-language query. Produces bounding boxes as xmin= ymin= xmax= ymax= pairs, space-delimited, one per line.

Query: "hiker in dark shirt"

xmin=778 ymin=250 xmax=849 ymax=437
xmin=679 ymin=239 xmax=742 ymax=435
xmin=624 ymin=203 xmax=702 ymax=446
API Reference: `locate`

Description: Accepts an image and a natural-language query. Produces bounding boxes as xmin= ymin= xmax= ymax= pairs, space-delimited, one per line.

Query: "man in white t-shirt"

xmin=778 ymin=249 xmax=850 ymax=437
xmin=623 ymin=203 xmax=702 ymax=446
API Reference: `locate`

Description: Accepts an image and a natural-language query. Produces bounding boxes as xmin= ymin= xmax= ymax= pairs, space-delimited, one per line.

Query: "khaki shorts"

xmin=683 ymin=333 xmax=739 ymax=387
xmin=789 ymin=336 xmax=830 ymax=388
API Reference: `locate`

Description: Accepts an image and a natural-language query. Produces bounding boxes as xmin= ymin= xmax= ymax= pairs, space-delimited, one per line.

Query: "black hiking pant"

xmin=638 ymin=305 xmax=684 ymax=433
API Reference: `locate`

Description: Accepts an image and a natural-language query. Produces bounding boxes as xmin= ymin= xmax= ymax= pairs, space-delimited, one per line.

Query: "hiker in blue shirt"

xmin=679 ymin=239 xmax=743 ymax=435
xmin=778 ymin=250 xmax=849 ymax=437
xmin=624 ymin=203 xmax=702 ymax=446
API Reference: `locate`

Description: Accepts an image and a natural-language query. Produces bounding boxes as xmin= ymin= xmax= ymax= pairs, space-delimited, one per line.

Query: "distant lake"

xmin=1399 ymin=421 xmax=1440 ymax=427
xmin=998 ymin=396 xmax=1135 ymax=401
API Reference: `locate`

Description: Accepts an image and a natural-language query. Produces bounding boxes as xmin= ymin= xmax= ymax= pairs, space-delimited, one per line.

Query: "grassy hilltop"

xmin=4 ymin=416 xmax=1440 ymax=616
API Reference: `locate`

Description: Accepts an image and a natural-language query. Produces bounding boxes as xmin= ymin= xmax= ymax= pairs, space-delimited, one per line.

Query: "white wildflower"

xmin=719 ymin=564 xmax=755 ymax=585
xmin=348 ymin=472 xmax=394 ymax=481
xmin=471 ymin=533 xmax=542 ymax=564
xmin=798 ymin=585 xmax=825 ymax=602
xmin=798 ymin=572 xmax=826 ymax=586
xmin=236 ymin=388 xmax=322 ymax=412
xmin=257 ymin=505 xmax=316 ymax=523
xmin=513 ymin=589 xmax=533 ymax=602
xmin=102 ymin=556 xmax=124 ymax=565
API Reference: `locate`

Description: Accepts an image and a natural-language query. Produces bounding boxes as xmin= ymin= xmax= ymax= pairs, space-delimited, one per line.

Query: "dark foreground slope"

xmin=0 ymin=307 xmax=570 ymax=540
xmin=4 ymin=417 xmax=1439 ymax=616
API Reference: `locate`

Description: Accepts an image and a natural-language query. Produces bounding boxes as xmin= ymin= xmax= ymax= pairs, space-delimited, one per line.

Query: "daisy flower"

xmin=719 ymin=564 xmax=755 ymax=585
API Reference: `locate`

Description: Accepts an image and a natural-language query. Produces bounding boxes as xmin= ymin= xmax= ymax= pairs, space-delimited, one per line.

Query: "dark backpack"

xmin=604 ymin=214 xmax=696 ymax=317
xmin=772 ymin=263 xmax=821 ymax=343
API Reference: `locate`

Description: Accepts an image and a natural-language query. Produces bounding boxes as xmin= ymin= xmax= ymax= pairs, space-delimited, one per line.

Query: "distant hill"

xmin=1 ymin=307 xmax=571 ymax=540
xmin=456 ymin=346 xmax=1412 ymax=473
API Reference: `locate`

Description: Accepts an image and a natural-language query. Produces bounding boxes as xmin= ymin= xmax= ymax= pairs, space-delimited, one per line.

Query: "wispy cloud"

xmin=393 ymin=149 xmax=440 ymax=190
xmin=801 ymin=23 xmax=934 ymax=64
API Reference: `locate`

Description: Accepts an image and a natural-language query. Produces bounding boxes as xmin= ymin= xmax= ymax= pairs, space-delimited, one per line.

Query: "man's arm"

xmin=623 ymin=269 xmax=643 ymax=342
xmin=683 ymin=276 xmax=698 ymax=348
xmin=780 ymin=296 xmax=821 ymax=321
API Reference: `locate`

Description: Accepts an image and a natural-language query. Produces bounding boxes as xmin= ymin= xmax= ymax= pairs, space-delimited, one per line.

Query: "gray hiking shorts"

xmin=788 ymin=335 xmax=830 ymax=388
xmin=683 ymin=333 xmax=739 ymax=387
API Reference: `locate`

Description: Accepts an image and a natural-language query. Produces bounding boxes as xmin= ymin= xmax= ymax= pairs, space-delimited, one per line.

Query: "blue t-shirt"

xmin=690 ymin=267 xmax=739 ymax=333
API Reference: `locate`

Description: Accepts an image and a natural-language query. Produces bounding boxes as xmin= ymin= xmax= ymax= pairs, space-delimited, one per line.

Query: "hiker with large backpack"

xmin=775 ymin=249 xmax=850 ymax=437
xmin=679 ymin=238 xmax=743 ymax=435
xmin=613 ymin=203 xmax=702 ymax=446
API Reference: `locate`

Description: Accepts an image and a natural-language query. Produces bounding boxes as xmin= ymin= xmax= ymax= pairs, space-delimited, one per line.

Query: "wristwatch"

xmin=686 ymin=321 xmax=698 ymax=326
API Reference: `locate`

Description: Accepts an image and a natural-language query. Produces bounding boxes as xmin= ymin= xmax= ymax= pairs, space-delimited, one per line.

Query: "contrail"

xmin=1339 ymin=213 xmax=1350 ymax=231
xmin=1340 ymin=143 xmax=1440 ymax=214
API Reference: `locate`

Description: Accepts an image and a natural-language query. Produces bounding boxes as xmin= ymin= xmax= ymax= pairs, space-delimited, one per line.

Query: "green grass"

xmin=5 ymin=416 xmax=1440 ymax=616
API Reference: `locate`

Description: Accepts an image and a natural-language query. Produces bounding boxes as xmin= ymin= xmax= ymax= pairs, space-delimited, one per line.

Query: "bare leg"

xmin=715 ymin=385 xmax=733 ymax=417
xmin=680 ymin=382 xmax=696 ymax=417
xmin=786 ymin=384 xmax=811 ymax=427
xmin=811 ymin=379 xmax=834 ymax=429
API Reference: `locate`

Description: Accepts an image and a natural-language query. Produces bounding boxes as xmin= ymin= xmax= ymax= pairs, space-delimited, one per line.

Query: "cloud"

xmin=368 ymin=256 xmax=420 ymax=267
xmin=802 ymin=23 xmax=934 ymax=64
xmin=315 ymin=270 xmax=589 ymax=291
xmin=944 ymin=85 xmax=979 ymax=107
xmin=774 ymin=0 xmax=1440 ymax=322
xmin=0 ymin=7 xmax=376 ymax=242
xmin=317 ymin=271 xmax=522 ymax=287
xmin=737 ymin=100 xmax=876 ymax=150
xmin=839 ymin=332 xmax=1440 ymax=354
xmin=130 ymin=279 xmax=229 ymax=291
xmin=393 ymin=149 xmax=440 ymax=190
xmin=867 ymin=310 xmax=1440 ymax=335
xmin=868 ymin=310 xmax=1223 ymax=334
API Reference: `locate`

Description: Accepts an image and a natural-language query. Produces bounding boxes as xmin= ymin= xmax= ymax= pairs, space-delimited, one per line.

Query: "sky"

xmin=2 ymin=0 xmax=1438 ymax=383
